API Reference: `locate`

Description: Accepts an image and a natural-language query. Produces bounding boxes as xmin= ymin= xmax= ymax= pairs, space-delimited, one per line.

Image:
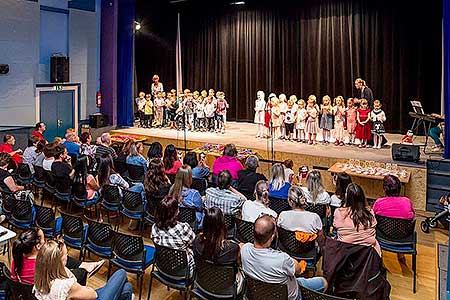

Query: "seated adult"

xmin=193 ymin=207 xmax=243 ymax=293
xmin=126 ymin=142 xmax=148 ymax=173
xmin=33 ymin=240 xmax=132 ymax=300
xmin=95 ymin=133 xmax=117 ymax=159
xmin=301 ymin=170 xmax=331 ymax=205
xmin=212 ymin=144 xmax=243 ymax=182
xmin=151 ymin=195 xmax=196 ymax=272
xmin=0 ymin=152 xmax=24 ymax=194
xmin=63 ymin=131 xmax=81 ymax=158
xmin=169 ymin=164 xmax=204 ymax=226
xmin=33 ymin=140 xmax=47 ymax=168
xmin=144 ymin=158 xmax=172 ymax=202
xmin=237 ymin=155 xmax=267 ymax=196
xmin=11 ymin=228 xmax=103 ymax=285
xmin=0 ymin=134 xmax=22 ymax=165
xmin=183 ymin=151 xmax=210 ymax=180
xmin=333 ymin=183 xmax=381 ymax=256
xmin=241 ymin=180 xmax=277 ymax=222
xmin=163 ymin=144 xmax=182 ymax=175
xmin=22 ymin=136 xmax=41 ymax=172
xmin=42 ymin=142 xmax=57 ymax=171
xmin=240 ymin=215 xmax=328 ymax=300
xmin=330 ymin=173 xmax=352 ymax=210
xmin=79 ymin=132 xmax=97 ymax=160
xmin=115 ymin=139 xmax=133 ymax=166
xmin=32 ymin=122 xmax=47 ymax=142
xmin=428 ymin=113 xmax=445 ymax=152
xmin=205 ymin=170 xmax=246 ymax=216
xmin=51 ymin=144 xmax=75 ymax=195
xmin=268 ymin=163 xmax=291 ymax=199
xmin=147 ymin=141 xmax=163 ymax=160
xmin=278 ymin=186 xmax=323 ymax=235
xmin=373 ymin=174 xmax=415 ymax=220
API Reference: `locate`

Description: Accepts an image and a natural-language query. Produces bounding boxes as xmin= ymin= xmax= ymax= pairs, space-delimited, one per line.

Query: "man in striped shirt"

xmin=95 ymin=133 xmax=117 ymax=159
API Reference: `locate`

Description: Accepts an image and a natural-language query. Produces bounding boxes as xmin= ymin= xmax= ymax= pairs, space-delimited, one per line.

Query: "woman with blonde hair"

xmin=242 ymin=180 xmax=277 ymax=222
xmin=268 ymin=163 xmax=291 ymax=199
xmin=169 ymin=164 xmax=204 ymax=226
xmin=34 ymin=240 xmax=132 ymax=300
xmin=126 ymin=142 xmax=148 ymax=172
xmin=301 ymin=170 xmax=331 ymax=205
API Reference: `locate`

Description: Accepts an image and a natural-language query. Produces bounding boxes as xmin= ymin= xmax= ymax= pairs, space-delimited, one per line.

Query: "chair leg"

xmin=138 ymin=273 xmax=144 ymax=300
xmin=412 ymin=253 xmax=417 ymax=293
xmin=107 ymin=262 xmax=112 ymax=279
xmin=147 ymin=274 xmax=153 ymax=300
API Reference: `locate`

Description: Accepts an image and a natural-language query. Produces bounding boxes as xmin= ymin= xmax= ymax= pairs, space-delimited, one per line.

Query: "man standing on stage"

xmin=354 ymin=78 xmax=374 ymax=108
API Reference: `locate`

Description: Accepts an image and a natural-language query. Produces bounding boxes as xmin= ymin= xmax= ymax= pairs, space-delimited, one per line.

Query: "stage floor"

xmin=112 ymin=121 xmax=434 ymax=166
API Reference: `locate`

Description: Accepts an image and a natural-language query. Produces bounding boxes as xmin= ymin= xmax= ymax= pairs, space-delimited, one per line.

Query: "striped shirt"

xmin=205 ymin=187 xmax=246 ymax=215
xmin=95 ymin=144 xmax=117 ymax=159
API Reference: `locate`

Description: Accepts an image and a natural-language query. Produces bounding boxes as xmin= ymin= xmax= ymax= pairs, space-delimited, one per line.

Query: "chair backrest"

xmin=101 ymin=184 xmax=122 ymax=206
xmin=194 ymin=258 xmax=237 ymax=297
xmin=305 ymin=203 xmax=328 ymax=219
xmin=112 ymin=231 xmax=145 ymax=264
xmin=3 ymin=264 xmax=37 ymax=300
xmin=375 ymin=215 xmax=416 ymax=242
xmin=191 ymin=178 xmax=208 ymax=196
xmin=269 ymin=196 xmax=291 ymax=215
xmin=86 ymin=217 xmax=113 ymax=251
xmin=277 ymin=227 xmax=315 ymax=257
xmin=17 ymin=163 xmax=32 ymax=180
xmin=126 ymin=163 xmax=145 ymax=181
xmin=12 ymin=199 xmax=33 ymax=223
xmin=113 ymin=159 xmax=127 ymax=176
xmin=34 ymin=205 xmax=56 ymax=231
xmin=245 ymin=276 xmax=288 ymax=300
xmin=33 ymin=165 xmax=46 ymax=182
xmin=60 ymin=211 xmax=84 ymax=240
xmin=54 ymin=174 xmax=73 ymax=195
xmin=44 ymin=171 xmax=56 ymax=188
xmin=154 ymin=243 xmax=189 ymax=280
xmin=239 ymin=190 xmax=256 ymax=201
xmin=178 ymin=206 xmax=197 ymax=226
xmin=224 ymin=214 xmax=236 ymax=238
xmin=121 ymin=190 xmax=144 ymax=213
xmin=236 ymin=218 xmax=254 ymax=243
xmin=299 ymin=285 xmax=353 ymax=300
xmin=1 ymin=192 xmax=14 ymax=216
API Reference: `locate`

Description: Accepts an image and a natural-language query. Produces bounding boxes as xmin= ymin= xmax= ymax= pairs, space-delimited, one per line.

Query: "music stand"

xmin=410 ymin=101 xmax=425 ymax=114
xmin=409 ymin=100 xmax=433 ymax=153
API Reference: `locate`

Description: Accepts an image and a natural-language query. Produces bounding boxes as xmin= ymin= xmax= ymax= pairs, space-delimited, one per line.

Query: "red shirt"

xmin=165 ymin=160 xmax=182 ymax=175
xmin=0 ymin=143 xmax=22 ymax=164
xmin=32 ymin=130 xmax=45 ymax=141
xmin=11 ymin=256 xmax=36 ymax=284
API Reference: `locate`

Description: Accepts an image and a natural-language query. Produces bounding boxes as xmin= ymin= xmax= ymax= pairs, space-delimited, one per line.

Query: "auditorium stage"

xmin=111 ymin=121 xmax=436 ymax=211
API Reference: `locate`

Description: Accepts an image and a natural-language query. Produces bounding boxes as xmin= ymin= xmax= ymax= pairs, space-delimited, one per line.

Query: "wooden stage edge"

xmin=111 ymin=121 xmax=436 ymax=211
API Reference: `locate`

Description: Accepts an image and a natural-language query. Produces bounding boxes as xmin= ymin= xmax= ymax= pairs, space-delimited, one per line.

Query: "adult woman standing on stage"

xmin=151 ymin=74 xmax=164 ymax=97
xmin=354 ymin=78 xmax=374 ymax=108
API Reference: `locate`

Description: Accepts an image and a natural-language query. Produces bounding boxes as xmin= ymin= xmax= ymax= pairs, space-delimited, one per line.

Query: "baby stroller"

xmin=421 ymin=193 xmax=450 ymax=233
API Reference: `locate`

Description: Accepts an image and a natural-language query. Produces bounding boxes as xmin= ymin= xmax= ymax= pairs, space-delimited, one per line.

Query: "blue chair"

xmin=126 ymin=163 xmax=145 ymax=183
xmin=16 ymin=163 xmax=33 ymax=186
xmin=82 ymin=217 xmax=113 ymax=262
xmin=178 ymin=206 xmax=198 ymax=233
xmin=109 ymin=230 xmax=155 ymax=300
xmin=9 ymin=198 xmax=34 ymax=230
xmin=277 ymin=226 xmax=319 ymax=274
xmin=299 ymin=285 xmax=354 ymax=300
xmin=0 ymin=190 xmax=14 ymax=220
xmin=100 ymin=184 xmax=122 ymax=223
xmin=71 ymin=182 xmax=99 ymax=219
xmin=34 ymin=204 xmax=62 ymax=238
xmin=54 ymin=175 xmax=72 ymax=208
xmin=148 ymin=243 xmax=193 ymax=300
xmin=59 ymin=210 xmax=87 ymax=260
xmin=120 ymin=189 xmax=145 ymax=232
xmin=32 ymin=165 xmax=46 ymax=205
xmin=375 ymin=215 xmax=417 ymax=293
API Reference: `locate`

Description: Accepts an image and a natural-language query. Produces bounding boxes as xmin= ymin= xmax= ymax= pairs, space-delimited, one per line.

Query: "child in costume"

xmin=333 ymin=96 xmax=346 ymax=146
xmin=254 ymin=90 xmax=266 ymax=138
xmin=284 ymin=95 xmax=298 ymax=141
xmin=144 ymin=94 xmax=153 ymax=128
xmin=305 ymin=95 xmax=320 ymax=145
xmin=345 ymin=98 xmax=357 ymax=145
xmin=355 ymin=98 xmax=372 ymax=148
xmin=320 ymin=95 xmax=333 ymax=144
xmin=296 ymin=99 xmax=307 ymax=142
xmin=135 ymin=92 xmax=146 ymax=127
xmin=216 ymin=91 xmax=229 ymax=134
xmin=370 ymin=100 xmax=386 ymax=149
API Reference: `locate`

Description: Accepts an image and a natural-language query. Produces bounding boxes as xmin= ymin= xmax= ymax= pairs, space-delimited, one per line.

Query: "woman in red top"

xmin=355 ymin=99 xmax=372 ymax=148
xmin=163 ymin=144 xmax=182 ymax=176
xmin=0 ymin=134 xmax=22 ymax=165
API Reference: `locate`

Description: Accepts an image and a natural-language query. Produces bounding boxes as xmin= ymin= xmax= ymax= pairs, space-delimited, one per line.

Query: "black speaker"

xmin=50 ymin=56 xmax=69 ymax=83
xmin=0 ymin=64 xmax=9 ymax=75
xmin=391 ymin=143 xmax=420 ymax=162
xmin=89 ymin=114 xmax=109 ymax=128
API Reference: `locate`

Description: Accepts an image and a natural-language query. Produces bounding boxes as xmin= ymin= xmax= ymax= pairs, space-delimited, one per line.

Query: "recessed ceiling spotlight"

xmin=230 ymin=1 xmax=245 ymax=5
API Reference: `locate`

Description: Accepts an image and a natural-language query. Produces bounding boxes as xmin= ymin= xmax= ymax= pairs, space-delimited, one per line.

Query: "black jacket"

xmin=319 ymin=237 xmax=391 ymax=300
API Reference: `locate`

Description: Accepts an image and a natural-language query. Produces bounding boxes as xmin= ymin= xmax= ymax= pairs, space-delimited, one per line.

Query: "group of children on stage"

xmin=254 ymin=91 xmax=386 ymax=149
xmin=135 ymin=88 xmax=229 ymax=134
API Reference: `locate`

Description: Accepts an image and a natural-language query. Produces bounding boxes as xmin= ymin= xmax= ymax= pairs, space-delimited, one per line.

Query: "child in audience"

xmin=305 ymin=95 xmax=319 ymax=145
xmin=283 ymin=159 xmax=294 ymax=184
xmin=284 ymin=96 xmax=298 ymax=141
xmin=278 ymin=94 xmax=288 ymax=139
xmin=356 ymin=98 xmax=372 ymax=148
xmin=204 ymin=96 xmax=216 ymax=132
xmin=254 ymin=91 xmax=266 ymax=138
xmin=136 ymin=92 xmax=146 ymax=127
xmin=370 ymin=100 xmax=386 ymax=149
xmin=345 ymin=98 xmax=357 ymax=145
xmin=320 ymin=95 xmax=333 ymax=144
xmin=144 ymin=94 xmax=153 ymax=128
xmin=296 ymin=99 xmax=307 ymax=142
xmin=333 ymin=96 xmax=346 ymax=146
xmin=216 ymin=91 xmax=229 ymax=134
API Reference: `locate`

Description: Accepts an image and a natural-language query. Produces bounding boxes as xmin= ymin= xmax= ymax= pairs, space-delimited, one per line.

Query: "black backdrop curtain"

xmin=136 ymin=0 xmax=442 ymax=133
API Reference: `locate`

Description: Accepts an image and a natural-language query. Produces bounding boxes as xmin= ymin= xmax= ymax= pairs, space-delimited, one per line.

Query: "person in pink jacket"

xmin=212 ymin=144 xmax=243 ymax=183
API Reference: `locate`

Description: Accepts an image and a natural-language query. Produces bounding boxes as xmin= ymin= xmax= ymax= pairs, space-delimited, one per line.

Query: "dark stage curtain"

xmin=177 ymin=0 xmax=442 ymax=133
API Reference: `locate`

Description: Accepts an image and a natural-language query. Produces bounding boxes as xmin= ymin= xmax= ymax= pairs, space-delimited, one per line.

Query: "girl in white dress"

xmin=254 ymin=91 xmax=266 ymax=138
xmin=296 ymin=99 xmax=307 ymax=142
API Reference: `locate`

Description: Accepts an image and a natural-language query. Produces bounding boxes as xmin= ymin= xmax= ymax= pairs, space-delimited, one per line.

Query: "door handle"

xmin=57 ymin=119 xmax=62 ymax=127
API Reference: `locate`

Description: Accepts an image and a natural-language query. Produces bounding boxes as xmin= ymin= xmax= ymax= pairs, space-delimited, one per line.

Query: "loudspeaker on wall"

xmin=391 ymin=143 xmax=420 ymax=162
xmin=50 ymin=56 xmax=69 ymax=83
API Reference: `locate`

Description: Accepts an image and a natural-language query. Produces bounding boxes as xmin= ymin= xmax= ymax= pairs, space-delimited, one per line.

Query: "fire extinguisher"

xmin=96 ymin=91 xmax=102 ymax=108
